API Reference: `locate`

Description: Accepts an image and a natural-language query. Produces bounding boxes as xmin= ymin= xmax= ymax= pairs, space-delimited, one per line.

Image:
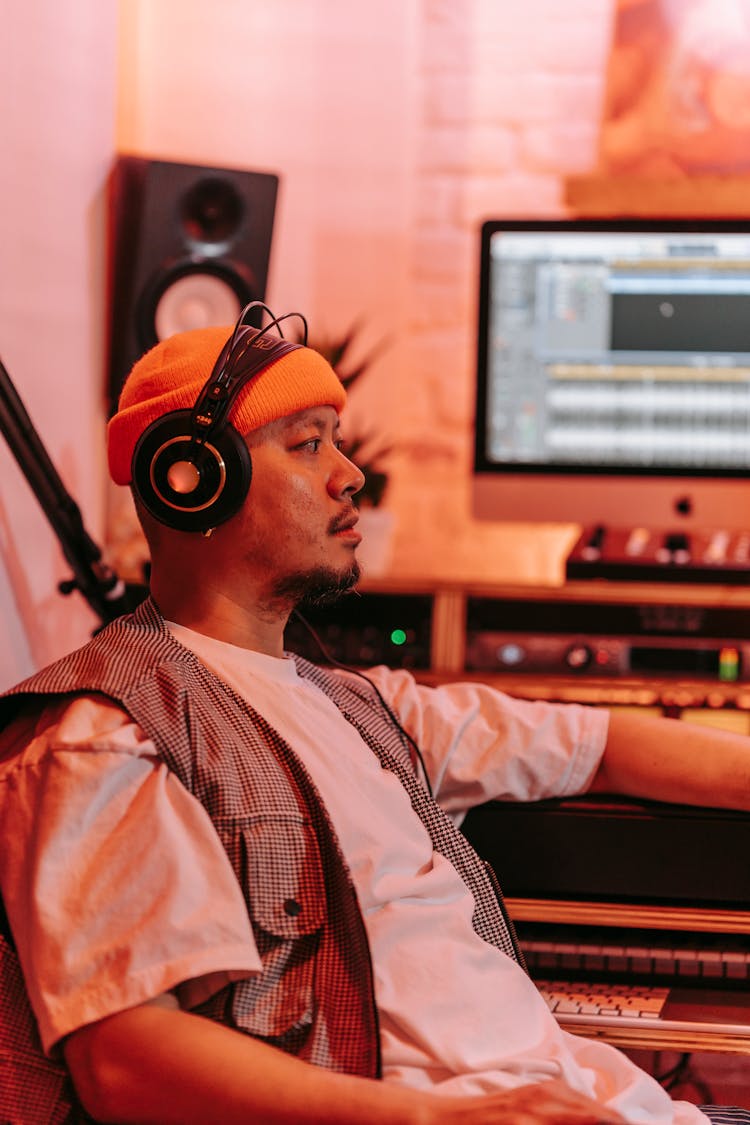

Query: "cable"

xmin=221 ymin=304 xmax=305 ymax=387
xmin=655 ymin=1052 xmax=714 ymax=1103
xmin=292 ymin=609 xmax=434 ymax=798
xmin=234 ymin=301 xmax=309 ymax=346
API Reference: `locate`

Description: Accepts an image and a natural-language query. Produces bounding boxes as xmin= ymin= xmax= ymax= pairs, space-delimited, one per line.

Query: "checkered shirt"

xmin=0 ymin=597 xmax=521 ymax=1116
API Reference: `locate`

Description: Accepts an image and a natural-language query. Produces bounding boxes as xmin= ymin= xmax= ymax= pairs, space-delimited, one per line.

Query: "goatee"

xmin=272 ymin=561 xmax=361 ymax=609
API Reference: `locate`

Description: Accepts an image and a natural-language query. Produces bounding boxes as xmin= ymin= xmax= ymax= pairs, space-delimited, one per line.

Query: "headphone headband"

xmin=192 ymin=330 xmax=301 ymax=440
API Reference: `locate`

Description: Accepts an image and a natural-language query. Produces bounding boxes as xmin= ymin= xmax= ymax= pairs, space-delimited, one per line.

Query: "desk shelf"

xmin=506 ymin=897 xmax=750 ymax=935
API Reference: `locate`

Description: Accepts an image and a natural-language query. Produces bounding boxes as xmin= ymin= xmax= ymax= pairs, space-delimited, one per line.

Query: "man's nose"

xmin=331 ymin=447 xmax=366 ymax=498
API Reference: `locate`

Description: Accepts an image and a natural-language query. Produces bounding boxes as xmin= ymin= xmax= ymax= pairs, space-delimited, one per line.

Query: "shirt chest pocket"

xmin=234 ymin=820 xmax=326 ymax=1045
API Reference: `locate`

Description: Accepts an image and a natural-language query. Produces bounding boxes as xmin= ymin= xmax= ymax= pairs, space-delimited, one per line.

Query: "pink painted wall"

xmin=0 ymin=2 xmax=118 ymax=688
xmin=1 ymin=0 xmax=614 ymax=687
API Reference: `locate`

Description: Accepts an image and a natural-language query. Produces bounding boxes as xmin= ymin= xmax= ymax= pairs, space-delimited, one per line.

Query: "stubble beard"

xmin=271 ymin=560 xmax=361 ymax=610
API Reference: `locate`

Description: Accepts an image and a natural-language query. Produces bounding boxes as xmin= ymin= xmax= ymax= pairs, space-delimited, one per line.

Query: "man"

xmin=1 ymin=312 xmax=749 ymax=1125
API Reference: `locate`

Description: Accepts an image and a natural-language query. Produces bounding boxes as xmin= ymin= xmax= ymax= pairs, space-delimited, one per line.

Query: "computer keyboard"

xmin=538 ymin=980 xmax=670 ymax=1020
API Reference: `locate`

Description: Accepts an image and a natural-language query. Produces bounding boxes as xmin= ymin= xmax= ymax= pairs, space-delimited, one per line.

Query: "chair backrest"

xmin=0 ymin=899 xmax=80 ymax=1124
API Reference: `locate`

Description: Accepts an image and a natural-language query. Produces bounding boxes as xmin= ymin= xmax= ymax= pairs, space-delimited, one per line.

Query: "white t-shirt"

xmin=0 ymin=626 xmax=707 ymax=1124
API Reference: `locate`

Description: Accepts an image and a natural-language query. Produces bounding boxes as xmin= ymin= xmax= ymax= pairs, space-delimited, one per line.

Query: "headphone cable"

xmin=291 ymin=608 xmax=434 ymax=798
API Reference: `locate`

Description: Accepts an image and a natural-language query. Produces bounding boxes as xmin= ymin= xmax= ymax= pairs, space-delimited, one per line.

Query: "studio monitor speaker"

xmin=106 ymin=155 xmax=279 ymax=409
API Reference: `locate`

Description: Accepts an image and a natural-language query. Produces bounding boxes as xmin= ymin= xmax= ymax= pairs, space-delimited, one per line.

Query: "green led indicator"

xmin=390 ymin=628 xmax=407 ymax=647
xmin=719 ymin=646 xmax=740 ymax=683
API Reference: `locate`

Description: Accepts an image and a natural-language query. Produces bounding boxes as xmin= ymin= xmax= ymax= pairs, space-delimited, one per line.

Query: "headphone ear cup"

xmin=132 ymin=409 xmax=252 ymax=533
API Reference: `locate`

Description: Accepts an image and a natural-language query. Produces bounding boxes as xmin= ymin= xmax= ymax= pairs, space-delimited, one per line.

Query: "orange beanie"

xmin=107 ymin=325 xmax=347 ymax=485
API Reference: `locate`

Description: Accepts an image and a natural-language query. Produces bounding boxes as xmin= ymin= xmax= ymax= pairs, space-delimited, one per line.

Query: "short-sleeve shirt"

xmin=0 ymin=627 xmax=707 ymax=1123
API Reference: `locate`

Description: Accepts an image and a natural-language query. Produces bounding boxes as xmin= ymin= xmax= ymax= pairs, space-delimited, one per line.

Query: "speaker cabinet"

xmin=106 ymin=155 xmax=279 ymax=409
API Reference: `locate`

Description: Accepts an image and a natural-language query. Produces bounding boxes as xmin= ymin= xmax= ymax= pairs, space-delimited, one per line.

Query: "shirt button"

xmin=284 ymin=898 xmax=302 ymax=917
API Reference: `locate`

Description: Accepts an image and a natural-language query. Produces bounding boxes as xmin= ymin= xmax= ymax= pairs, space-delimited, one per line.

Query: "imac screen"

xmin=473 ymin=219 xmax=750 ymax=535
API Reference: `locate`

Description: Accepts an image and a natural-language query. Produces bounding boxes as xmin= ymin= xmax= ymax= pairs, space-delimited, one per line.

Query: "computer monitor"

xmin=473 ymin=218 xmax=750 ymax=535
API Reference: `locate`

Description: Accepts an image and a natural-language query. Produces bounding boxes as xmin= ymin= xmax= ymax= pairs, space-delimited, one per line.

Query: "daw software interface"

xmin=482 ymin=224 xmax=750 ymax=472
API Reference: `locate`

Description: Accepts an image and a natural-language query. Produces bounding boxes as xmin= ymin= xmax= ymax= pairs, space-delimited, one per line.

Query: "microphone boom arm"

xmin=0 ymin=354 xmax=132 ymax=627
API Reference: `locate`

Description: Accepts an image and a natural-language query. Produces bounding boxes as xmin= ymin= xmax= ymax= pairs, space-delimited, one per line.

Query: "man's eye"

xmin=297 ymin=438 xmax=321 ymax=452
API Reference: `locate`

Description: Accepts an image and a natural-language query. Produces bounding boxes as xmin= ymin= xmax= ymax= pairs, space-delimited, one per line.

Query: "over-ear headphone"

xmin=131 ymin=302 xmax=307 ymax=533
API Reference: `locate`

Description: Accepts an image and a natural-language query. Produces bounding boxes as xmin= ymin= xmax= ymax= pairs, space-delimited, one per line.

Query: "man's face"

xmin=225 ymin=405 xmax=366 ymax=607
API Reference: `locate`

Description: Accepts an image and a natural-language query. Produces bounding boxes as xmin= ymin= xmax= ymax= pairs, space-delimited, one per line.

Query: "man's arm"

xmin=589 ymin=708 xmax=750 ymax=810
xmin=63 ymin=1002 xmax=625 ymax=1125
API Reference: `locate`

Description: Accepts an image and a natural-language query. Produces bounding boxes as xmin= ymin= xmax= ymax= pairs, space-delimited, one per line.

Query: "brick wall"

xmin=384 ymin=0 xmax=614 ymax=583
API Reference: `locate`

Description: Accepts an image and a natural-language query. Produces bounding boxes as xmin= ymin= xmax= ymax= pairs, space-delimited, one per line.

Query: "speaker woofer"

xmin=136 ymin=257 xmax=254 ymax=350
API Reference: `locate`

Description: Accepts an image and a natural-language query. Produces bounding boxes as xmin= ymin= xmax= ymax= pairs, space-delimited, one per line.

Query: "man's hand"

xmin=426 ymin=1079 xmax=627 ymax=1124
